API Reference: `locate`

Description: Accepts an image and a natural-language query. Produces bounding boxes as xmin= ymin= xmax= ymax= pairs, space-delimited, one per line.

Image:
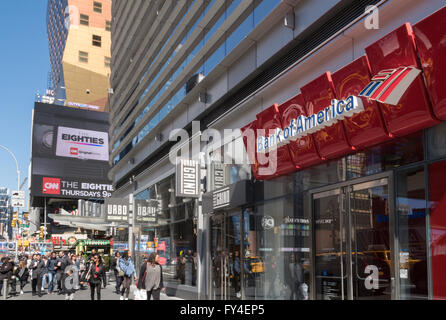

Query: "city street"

xmin=2 ymin=272 xmax=182 ymax=301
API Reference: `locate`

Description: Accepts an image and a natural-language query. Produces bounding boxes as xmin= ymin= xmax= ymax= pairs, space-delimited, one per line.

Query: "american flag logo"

xmin=359 ymin=67 xmax=421 ymax=105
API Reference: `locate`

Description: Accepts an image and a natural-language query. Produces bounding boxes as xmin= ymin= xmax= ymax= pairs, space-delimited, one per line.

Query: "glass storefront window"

xmin=346 ymin=132 xmax=424 ymax=180
xmin=206 ymin=136 xmax=252 ymax=192
xmin=244 ymin=196 xmax=311 ymax=300
xmin=397 ymin=166 xmax=428 ymax=299
xmin=427 ymin=121 xmax=446 ymax=161
xmin=254 ymin=175 xmax=295 ymax=202
xmin=134 ymin=176 xmax=198 ymax=288
xmin=300 ymin=158 xmax=346 ymax=191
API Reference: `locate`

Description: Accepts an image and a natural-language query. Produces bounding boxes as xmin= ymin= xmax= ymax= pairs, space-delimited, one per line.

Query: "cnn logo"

xmin=43 ymin=178 xmax=61 ymax=195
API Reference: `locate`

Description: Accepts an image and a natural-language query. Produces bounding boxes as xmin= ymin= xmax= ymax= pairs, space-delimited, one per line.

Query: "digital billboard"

xmin=30 ymin=102 xmax=113 ymax=204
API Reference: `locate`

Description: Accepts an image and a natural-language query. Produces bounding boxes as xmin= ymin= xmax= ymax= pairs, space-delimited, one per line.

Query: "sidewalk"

xmin=3 ymin=273 xmax=183 ymax=301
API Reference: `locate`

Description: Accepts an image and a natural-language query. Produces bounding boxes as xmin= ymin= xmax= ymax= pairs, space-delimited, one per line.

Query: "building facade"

xmin=47 ymin=0 xmax=112 ymax=112
xmin=109 ymin=0 xmax=446 ymax=300
xmin=0 ymin=188 xmax=11 ymax=240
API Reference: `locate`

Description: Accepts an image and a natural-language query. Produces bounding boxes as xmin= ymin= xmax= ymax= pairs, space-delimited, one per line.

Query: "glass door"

xmin=313 ymin=188 xmax=348 ymax=300
xmin=350 ymin=178 xmax=392 ymax=300
xmin=210 ymin=211 xmax=244 ymax=300
xmin=312 ymin=174 xmax=395 ymax=300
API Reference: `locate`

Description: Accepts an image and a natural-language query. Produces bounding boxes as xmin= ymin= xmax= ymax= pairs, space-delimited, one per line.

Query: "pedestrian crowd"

xmin=0 ymin=249 xmax=165 ymax=301
xmin=111 ymin=251 xmax=165 ymax=301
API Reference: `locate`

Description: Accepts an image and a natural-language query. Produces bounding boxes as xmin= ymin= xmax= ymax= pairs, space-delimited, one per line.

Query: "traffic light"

xmin=11 ymin=220 xmax=16 ymax=227
xmin=39 ymin=226 xmax=44 ymax=239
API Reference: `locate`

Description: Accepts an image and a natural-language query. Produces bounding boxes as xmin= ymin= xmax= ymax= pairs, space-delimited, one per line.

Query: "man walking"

xmin=30 ymin=254 xmax=46 ymax=297
xmin=47 ymin=252 xmax=58 ymax=294
xmin=55 ymin=251 xmax=69 ymax=294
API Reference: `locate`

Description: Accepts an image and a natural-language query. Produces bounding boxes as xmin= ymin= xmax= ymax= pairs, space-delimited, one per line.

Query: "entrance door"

xmin=210 ymin=211 xmax=244 ymax=300
xmin=312 ymin=175 xmax=395 ymax=300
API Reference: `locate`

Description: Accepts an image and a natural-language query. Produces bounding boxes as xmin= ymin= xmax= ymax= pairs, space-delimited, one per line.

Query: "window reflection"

xmin=346 ymin=132 xmax=424 ymax=180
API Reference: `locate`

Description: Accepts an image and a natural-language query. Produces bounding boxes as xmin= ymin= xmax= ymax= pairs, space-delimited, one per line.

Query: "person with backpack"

xmin=119 ymin=250 xmax=136 ymax=300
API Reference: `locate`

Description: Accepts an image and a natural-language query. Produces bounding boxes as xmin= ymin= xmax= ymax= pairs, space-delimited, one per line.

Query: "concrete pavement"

xmin=2 ymin=272 xmax=183 ymax=301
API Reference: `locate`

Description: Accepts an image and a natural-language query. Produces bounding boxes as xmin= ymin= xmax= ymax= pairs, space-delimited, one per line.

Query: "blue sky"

xmin=0 ymin=1 xmax=49 ymax=201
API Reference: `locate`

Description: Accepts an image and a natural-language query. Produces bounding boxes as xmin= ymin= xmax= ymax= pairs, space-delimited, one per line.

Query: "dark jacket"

xmin=137 ymin=262 xmax=164 ymax=290
xmin=0 ymin=261 xmax=14 ymax=281
xmin=111 ymin=257 xmax=120 ymax=273
xmin=55 ymin=256 xmax=69 ymax=273
xmin=87 ymin=263 xmax=107 ymax=286
xmin=14 ymin=267 xmax=29 ymax=282
xmin=30 ymin=260 xmax=46 ymax=280
xmin=47 ymin=257 xmax=58 ymax=273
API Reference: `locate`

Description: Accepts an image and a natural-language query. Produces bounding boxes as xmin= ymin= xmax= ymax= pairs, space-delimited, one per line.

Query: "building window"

xmin=80 ymin=14 xmax=89 ymax=26
xmin=79 ymin=51 xmax=88 ymax=63
xmin=106 ymin=20 xmax=111 ymax=31
xmin=105 ymin=56 xmax=111 ymax=68
xmin=93 ymin=1 xmax=102 ymax=13
xmin=92 ymin=35 xmax=102 ymax=47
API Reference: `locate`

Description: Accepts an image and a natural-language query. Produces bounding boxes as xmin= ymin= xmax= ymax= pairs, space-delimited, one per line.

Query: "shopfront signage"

xmin=257 ymin=96 xmax=364 ymax=154
xmin=105 ymin=198 xmax=129 ymax=222
xmin=241 ymin=11 xmax=446 ymax=181
xmin=213 ymin=187 xmax=230 ymax=209
xmin=203 ymin=180 xmax=254 ymax=214
xmin=210 ymin=162 xmax=226 ymax=191
xmin=261 ymin=216 xmax=275 ymax=230
xmin=134 ymin=199 xmax=158 ymax=224
xmin=359 ymin=67 xmax=421 ymax=105
xmin=78 ymin=239 xmax=111 ymax=246
xmin=176 ymin=159 xmax=200 ymax=198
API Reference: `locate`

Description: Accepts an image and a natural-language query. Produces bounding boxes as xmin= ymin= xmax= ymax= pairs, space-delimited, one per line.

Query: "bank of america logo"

xmin=359 ymin=67 xmax=421 ymax=105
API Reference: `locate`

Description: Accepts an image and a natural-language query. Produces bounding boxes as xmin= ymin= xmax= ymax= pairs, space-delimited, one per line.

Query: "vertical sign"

xmin=105 ymin=198 xmax=129 ymax=222
xmin=210 ymin=162 xmax=226 ymax=191
xmin=135 ymin=199 xmax=158 ymax=224
xmin=176 ymin=159 xmax=200 ymax=198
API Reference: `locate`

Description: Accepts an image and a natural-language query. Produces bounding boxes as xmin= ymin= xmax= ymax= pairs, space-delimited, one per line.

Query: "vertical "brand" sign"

xmin=176 ymin=159 xmax=200 ymax=198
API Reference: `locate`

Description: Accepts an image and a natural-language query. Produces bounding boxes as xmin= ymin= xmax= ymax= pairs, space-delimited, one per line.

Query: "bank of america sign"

xmin=360 ymin=67 xmax=421 ymax=105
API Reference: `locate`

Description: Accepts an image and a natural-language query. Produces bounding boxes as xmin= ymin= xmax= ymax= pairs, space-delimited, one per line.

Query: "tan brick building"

xmin=47 ymin=0 xmax=111 ymax=112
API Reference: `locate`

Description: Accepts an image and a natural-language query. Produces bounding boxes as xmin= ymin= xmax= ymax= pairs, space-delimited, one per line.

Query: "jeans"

xmin=90 ymin=282 xmax=102 ymax=300
xmin=41 ymin=274 xmax=48 ymax=289
xmin=48 ymin=272 xmax=56 ymax=293
xmin=114 ymin=272 xmax=123 ymax=293
xmin=0 ymin=280 xmax=5 ymax=296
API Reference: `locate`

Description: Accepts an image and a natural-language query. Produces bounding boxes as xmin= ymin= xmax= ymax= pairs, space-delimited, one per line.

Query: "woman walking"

xmin=119 ymin=251 xmax=136 ymax=300
xmin=138 ymin=253 xmax=164 ymax=300
xmin=87 ymin=254 xmax=107 ymax=300
xmin=15 ymin=259 xmax=29 ymax=295
xmin=111 ymin=251 xmax=123 ymax=294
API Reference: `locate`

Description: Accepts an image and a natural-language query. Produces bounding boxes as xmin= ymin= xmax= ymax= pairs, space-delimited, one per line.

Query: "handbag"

xmin=134 ymin=289 xmax=147 ymax=301
xmin=118 ymin=270 xmax=125 ymax=277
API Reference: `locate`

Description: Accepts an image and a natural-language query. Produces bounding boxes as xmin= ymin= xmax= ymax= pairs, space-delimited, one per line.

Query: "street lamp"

xmin=0 ymin=145 xmax=21 ymax=258
xmin=0 ymin=145 xmax=20 ymax=191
